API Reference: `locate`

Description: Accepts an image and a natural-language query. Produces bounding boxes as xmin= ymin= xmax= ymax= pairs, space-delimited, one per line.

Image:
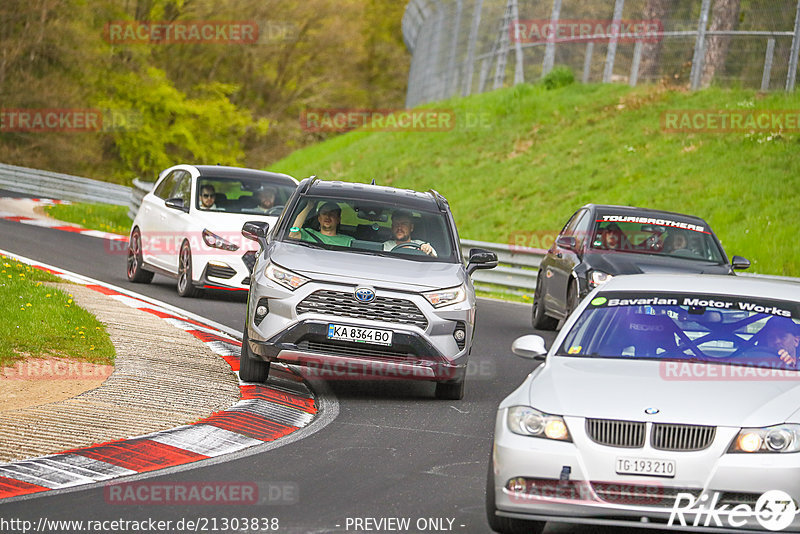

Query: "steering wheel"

xmin=265 ymin=205 xmax=284 ymax=216
xmin=391 ymin=242 xmax=423 ymax=251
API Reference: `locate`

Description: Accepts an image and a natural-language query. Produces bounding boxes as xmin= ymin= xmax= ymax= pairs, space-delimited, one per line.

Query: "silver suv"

xmin=240 ymin=178 xmax=497 ymax=399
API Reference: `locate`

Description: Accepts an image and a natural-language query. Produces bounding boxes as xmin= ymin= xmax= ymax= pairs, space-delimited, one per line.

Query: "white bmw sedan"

xmin=127 ymin=164 xmax=297 ymax=297
xmin=488 ymin=274 xmax=800 ymax=533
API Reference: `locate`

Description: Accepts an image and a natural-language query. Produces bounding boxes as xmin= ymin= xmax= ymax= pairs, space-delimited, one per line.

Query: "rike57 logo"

xmin=669 ymin=490 xmax=798 ymax=531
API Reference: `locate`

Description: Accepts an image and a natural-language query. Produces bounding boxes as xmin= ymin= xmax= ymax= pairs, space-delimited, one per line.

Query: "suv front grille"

xmin=298 ymin=340 xmax=414 ymax=360
xmin=296 ymin=290 xmax=428 ymax=330
xmin=586 ymin=419 xmax=646 ymax=448
xmin=652 ymin=424 xmax=715 ymax=451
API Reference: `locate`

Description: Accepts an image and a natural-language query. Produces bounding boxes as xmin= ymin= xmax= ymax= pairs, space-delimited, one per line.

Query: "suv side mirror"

xmin=555 ymin=235 xmax=577 ymax=251
xmin=511 ymin=335 xmax=547 ymax=361
xmin=731 ymin=255 xmax=751 ymax=270
xmin=165 ymin=197 xmax=189 ymax=213
xmin=467 ymin=248 xmax=498 ymax=275
xmin=242 ymin=221 xmax=270 ymax=249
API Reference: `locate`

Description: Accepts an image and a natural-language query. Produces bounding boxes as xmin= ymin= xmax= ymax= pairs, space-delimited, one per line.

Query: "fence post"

xmin=787 ymin=0 xmax=800 ymax=91
xmin=761 ymin=38 xmax=775 ymax=92
xmin=493 ymin=0 xmax=514 ymax=90
xmin=462 ymin=0 xmax=483 ymax=97
xmin=690 ymin=0 xmax=712 ymax=91
xmin=445 ymin=0 xmax=464 ymax=98
xmin=603 ymin=0 xmax=625 ymax=83
xmin=511 ymin=0 xmax=524 ymax=84
xmin=542 ymin=0 xmax=562 ymax=77
xmin=582 ymin=42 xmax=594 ymax=83
xmin=630 ymin=40 xmax=643 ymax=86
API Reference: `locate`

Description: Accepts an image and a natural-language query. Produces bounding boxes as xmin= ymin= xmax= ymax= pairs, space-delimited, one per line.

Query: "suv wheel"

xmin=239 ymin=328 xmax=270 ymax=383
xmin=531 ymin=272 xmax=557 ymax=331
xmin=435 ymin=379 xmax=464 ymax=400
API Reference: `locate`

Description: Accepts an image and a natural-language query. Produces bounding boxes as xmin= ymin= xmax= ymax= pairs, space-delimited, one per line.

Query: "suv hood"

xmin=268 ymin=241 xmax=465 ymax=291
xmin=584 ymin=251 xmax=731 ymax=275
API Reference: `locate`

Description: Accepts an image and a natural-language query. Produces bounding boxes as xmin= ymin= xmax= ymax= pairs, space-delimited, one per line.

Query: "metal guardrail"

xmin=461 ymin=238 xmax=545 ymax=294
xmin=128 ymin=178 xmax=154 ymax=220
xmin=0 ymin=162 xmax=131 ymax=206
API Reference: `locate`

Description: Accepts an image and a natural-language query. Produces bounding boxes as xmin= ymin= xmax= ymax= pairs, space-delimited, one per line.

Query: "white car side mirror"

xmin=512 ymin=335 xmax=547 ymax=360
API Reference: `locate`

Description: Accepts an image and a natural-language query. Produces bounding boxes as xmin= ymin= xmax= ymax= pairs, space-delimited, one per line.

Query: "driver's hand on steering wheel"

xmin=420 ymin=243 xmax=434 ymax=256
xmin=778 ymin=348 xmax=797 ymax=366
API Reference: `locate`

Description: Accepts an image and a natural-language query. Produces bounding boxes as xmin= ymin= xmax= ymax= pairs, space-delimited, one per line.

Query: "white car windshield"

xmin=558 ymin=291 xmax=800 ymax=370
xmin=196 ymin=177 xmax=295 ymax=214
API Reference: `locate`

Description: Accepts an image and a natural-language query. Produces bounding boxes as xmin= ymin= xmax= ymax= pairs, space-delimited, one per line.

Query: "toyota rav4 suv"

xmin=240 ymin=178 xmax=498 ymax=399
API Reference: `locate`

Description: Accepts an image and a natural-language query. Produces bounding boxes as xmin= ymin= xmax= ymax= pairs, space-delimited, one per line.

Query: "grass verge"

xmin=45 ymin=202 xmax=131 ymax=236
xmin=0 ymin=255 xmax=115 ymax=367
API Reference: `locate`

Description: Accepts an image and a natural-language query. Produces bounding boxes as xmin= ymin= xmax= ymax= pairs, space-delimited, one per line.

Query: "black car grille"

xmin=242 ymin=251 xmax=257 ymax=273
xmin=298 ymin=340 xmax=414 ymax=360
xmin=206 ymin=263 xmax=236 ymax=279
xmin=592 ymin=483 xmax=702 ymax=508
xmin=586 ymin=419 xmax=646 ymax=448
xmin=296 ymin=290 xmax=428 ymax=330
xmin=652 ymin=423 xmax=715 ymax=451
xmin=716 ymin=492 xmax=762 ymax=508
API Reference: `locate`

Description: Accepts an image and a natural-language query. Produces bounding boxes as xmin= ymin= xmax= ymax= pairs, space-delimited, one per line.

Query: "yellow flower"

xmin=68 ymin=299 xmax=73 ymax=304
xmin=46 ymin=294 xmax=51 ymax=298
xmin=26 ymin=303 xmax=32 ymax=307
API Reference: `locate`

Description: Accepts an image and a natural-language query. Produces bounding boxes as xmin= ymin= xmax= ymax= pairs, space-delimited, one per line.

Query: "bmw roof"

xmin=597 ymin=273 xmax=800 ymax=301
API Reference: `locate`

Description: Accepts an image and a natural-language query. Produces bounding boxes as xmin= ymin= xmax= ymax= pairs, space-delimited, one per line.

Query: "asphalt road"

xmin=0 ymin=212 xmax=654 ymax=534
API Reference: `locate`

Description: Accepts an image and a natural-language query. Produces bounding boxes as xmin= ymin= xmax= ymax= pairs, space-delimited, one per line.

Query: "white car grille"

xmin=586 ymin=419 xmax=646 ymax=448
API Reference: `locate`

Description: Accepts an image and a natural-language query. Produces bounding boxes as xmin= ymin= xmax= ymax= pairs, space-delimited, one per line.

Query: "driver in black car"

xmin=383 ymin=210 xmax=436 ymax=256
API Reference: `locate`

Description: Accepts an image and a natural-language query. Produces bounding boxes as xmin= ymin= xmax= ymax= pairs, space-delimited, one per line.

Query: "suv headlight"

xmin=423 ymin=283 xmax=466 ymax=308
xmin=729 ymin=424 xmax=800 ymax=453
xmin=507 ymin=406 xmax=572 ymax=441
xmin=202 ymin=229 xmax=239 ymax=251
xmin=589 ymin=270 xmax=613 ymax=288
xmin=265 ymin=263 xmax=309 ymax=290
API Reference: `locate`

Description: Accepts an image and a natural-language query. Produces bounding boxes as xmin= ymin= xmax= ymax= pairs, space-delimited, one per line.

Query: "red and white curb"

xmin=0 ymin=251 xmax=318 ymax=501
xmin=0 ymin=197 xmax=128 ymax=242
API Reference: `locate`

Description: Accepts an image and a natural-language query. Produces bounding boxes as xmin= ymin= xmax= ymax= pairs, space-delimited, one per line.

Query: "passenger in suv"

xmin=239 ymin=178 xmax=498 ymax=399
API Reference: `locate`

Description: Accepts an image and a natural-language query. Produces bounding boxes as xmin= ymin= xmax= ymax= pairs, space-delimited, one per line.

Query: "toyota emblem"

xmin=354 ymin=287 xmax=376 ymax=303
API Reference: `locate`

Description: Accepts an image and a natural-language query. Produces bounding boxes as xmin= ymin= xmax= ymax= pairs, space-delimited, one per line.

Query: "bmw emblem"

xmin=644 ymin=407 xmax=660 ymax=415
xmin=354 ymin=287 xmax=376 ymax=303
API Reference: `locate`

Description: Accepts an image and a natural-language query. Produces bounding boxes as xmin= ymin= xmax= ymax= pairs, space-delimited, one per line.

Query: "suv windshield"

xmin=558 ymin=291 xmax=800 ymax=370
xmin=591 ymin=215 xmax=725 ymax=263
xmin=279 ymin=196 xmax=457 ymax=262
xmin=196 ymin=177 xmax=295 ymax=214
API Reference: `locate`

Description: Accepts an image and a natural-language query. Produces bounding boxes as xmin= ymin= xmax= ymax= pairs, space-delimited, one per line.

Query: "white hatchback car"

xmin=127 ymin=164 xmax=298 ymax=296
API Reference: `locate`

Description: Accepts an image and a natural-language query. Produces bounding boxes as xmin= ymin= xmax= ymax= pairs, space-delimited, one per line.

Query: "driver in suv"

xmin=239 ymin=178 xmax=497 ymax=399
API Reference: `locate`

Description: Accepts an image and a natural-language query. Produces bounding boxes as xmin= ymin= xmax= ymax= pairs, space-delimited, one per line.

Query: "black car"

xmin=531 ymin=204 xmax=751 ymax=330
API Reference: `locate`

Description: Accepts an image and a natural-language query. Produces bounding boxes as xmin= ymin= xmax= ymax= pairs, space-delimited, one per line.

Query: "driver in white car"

xmin=253 ymin=187 xmax=277 ymax=213
xmin=383 ymin=210 xmax=436 ymax=256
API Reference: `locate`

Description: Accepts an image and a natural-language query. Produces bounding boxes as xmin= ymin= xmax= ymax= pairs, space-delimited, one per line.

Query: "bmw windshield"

xmin=558 ymin=291 xmax=800 ymax=370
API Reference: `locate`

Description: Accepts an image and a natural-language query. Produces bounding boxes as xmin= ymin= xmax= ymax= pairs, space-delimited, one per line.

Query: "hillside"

xmin=271 ymin=81 xmax=800 ymax=276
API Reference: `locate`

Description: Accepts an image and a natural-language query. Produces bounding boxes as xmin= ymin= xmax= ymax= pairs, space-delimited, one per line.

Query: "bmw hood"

xmin=583 ymin=251 xmax=731 ymax=275
xmin=527 ymin=357 xmax=800 ymax=428
xmin=267 ymin=241 xmax=465 ymax=291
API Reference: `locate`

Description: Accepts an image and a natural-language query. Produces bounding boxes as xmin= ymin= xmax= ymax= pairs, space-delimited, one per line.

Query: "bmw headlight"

xmin=589 ymin=270 xmax=613 ymax=288
xmin=507 ymin=406 xmax=572 ymax=442
xmin=202 ymin=229 xmax=239 ymax=251
xmin=729 ymin=424 xmax=800 ymax=453
xmin=265 ymin=263 xmax=309 ymax=291
xmin=423 ymin=283 xmax=467 ymax=308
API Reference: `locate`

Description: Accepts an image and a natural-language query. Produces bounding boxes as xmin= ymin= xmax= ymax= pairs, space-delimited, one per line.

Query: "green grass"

xmin=46 ymin=202 xmax=131 ymax=236
xmin=0 ymin=255 xmax=115 ymax=367
xmin=270 ymin=81 xmax=800 ymax=276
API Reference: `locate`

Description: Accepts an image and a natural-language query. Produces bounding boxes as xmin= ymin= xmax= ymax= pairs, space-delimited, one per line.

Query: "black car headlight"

xmin=507 ymin=406 xmax=572 ymax=442
xmin=589 ymin=270 xmax=613 ymax=289
xmin=729 ymin=424 xmax=800 ymax=453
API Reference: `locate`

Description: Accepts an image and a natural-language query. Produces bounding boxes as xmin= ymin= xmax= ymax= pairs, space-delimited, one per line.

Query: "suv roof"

xmin=301 ymin=178 xmax=448 ymax=212
xmin=584 ymin=203 xmax=708 ymax=224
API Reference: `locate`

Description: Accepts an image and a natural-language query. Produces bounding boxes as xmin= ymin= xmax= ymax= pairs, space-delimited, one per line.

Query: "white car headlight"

xmin=507 ymin=406 xmax=572 ymax=442
xmin=589 ymin=270 xmax=613 ymax=288
xmin=202 ymin=229 xmax=239 ymax=251
xmin=729 ymin=424 xmax=800 ymax=453
xmin=265 ymin=263 xmax=309 ymax=291
xmin=423 ymin=283 xmax=466 ymax=308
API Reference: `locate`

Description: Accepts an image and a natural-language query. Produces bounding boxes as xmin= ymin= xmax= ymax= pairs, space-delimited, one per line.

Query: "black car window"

xmin=573 ymin=210 xmax=592 ymax=250
xmin=173 ymin=172 xmax=192 ymax=204
xmin=153 ymin=171 xmax=179 ymax=200
xmin=559 ymin=209 xmax=583 ymax=237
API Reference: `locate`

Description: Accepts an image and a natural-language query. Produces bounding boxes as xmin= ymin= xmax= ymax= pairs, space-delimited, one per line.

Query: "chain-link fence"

xmin=403 ymin=0 xmax=800 ymax=107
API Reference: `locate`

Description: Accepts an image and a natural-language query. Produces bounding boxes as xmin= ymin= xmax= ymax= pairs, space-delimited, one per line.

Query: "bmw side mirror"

xmin=165 ymin=197 xmax=189 ymax=213
xmin=731 ymin=255 xmax=751 ymax=270
xmin=511 ymin=335 xmax=547 ymax=361
xmin=242 ymin=221 xmax=270 ymax=249
xmin=555 ymin=235 xmax=577 ymax=251
xmin=467 ymin=248 xmax=498 ymax=275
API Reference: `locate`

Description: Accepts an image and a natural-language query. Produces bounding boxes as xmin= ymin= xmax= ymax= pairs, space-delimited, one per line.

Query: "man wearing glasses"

xmin=199 ymin=184 xmax=218 ymax=210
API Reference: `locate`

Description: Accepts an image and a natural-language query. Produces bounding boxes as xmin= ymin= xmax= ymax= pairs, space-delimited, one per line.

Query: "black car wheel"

xmin=565 ymin=279 xmax=579 ymax=319
xmin=486 ymin=457 xmax=545 ymax=534
xmin=177 ymin=241 xmax=200 ymax=297
xmin=239 ymin=327 xmax=270 ymax=383
xmin=531 ymin=272 xmax=558 ymax=331
xmin=126 ymin=228 xmax=154 ymax=283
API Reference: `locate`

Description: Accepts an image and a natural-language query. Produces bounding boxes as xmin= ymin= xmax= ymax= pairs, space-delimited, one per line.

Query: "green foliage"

xmin=542 ymin=66 xmax=575 ymax=90
xmin=45 ymin=203 xmax=132 ymax=236
xmin=272 ymin=83 xmax=800 ymax=277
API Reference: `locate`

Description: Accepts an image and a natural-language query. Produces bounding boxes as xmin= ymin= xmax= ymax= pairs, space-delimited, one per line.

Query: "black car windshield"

xmin=196 ymin=177 xmax=295 ymax=215
xmin=557 ymin=291 xmax=800 ymax=371
xmin=590 ymin=214 xmax=725 ymax=263
xmin=279 ymin=196 xmax=457 ymax=262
